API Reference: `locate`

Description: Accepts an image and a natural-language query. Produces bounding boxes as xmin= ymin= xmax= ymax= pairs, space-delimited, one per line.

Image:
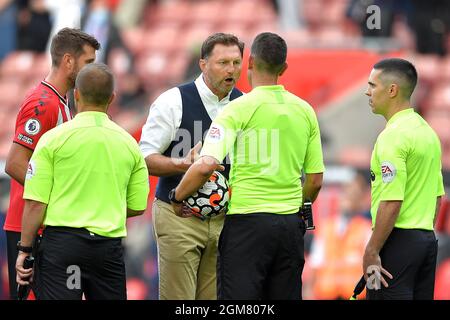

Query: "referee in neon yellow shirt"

xmin=363 ymin=58 xmax=445 ymax=300
xmin=171 ymin=33 xmax=324 ymax=299
xmin=15 ymin=63 xmax=150 ymax=300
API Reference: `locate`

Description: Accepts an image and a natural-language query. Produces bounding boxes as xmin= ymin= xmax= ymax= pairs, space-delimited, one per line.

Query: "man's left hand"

xmin=363 ymin=249 xmax=393 ymax=289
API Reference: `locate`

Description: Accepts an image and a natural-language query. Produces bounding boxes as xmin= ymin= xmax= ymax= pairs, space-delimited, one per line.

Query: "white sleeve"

xmin=139 ymin=87 xmax=182 ymax=158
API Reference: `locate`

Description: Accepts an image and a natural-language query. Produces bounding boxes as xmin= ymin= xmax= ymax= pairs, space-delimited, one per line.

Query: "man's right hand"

xmin=16 ymin=252 xmax=33 ymax=285
xmin=180 ymin=141 xmax=202 ymax=171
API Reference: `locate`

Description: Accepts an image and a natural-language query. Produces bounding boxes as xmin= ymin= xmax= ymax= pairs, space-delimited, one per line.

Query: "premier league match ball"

xmin=185 ymin=171 xmax=230 ymax=219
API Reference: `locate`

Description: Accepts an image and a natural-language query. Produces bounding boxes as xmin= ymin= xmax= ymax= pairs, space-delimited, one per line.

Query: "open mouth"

xmin=224 ymin=78 xmax=234 ymax=84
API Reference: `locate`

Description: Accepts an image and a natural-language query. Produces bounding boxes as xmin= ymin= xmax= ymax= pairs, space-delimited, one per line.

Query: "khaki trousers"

xmin=152 ymin=199 xmax=224 ymax=300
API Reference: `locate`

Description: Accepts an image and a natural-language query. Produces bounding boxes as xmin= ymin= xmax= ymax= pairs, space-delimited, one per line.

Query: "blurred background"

xmin=0 ymin=0 xmax=449 ymax=300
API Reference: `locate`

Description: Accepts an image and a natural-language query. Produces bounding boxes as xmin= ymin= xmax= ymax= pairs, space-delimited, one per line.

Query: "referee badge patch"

xmin=381 ymin=161 xmax=396 ymax=183
xmin=26 ymin=160 xmax=36 ymax=180
xmin=206 ymin=124 xmax=225 ymax=143
xmin=24 ymin=118 xmax=41 ymax=136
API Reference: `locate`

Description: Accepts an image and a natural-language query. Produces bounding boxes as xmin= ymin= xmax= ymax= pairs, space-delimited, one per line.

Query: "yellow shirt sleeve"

xmin=23 ymin=134 xmax=54 ymax=204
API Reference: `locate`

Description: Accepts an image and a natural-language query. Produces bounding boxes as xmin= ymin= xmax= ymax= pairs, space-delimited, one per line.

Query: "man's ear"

xmin=62 ymin=53 xmax=73 ymax=70
xmin=74 ymin=88 xmax=80 ymax=101
xmin=199 ymin=59 xmax=206 ymax=73
xmin=108 ymin=92 xmax=116 ymax=107
xmin=389 ymin=83 xmax=399 ymax=98
xmin=248 ymin=55 xmax=254 ymax=70
xmin=279 ymin=62 xmax=288 ymax=76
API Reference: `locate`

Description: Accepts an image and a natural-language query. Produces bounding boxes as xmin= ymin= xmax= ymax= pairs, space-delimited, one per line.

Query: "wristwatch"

xmin=168 ymin=188 xmax=183 ymax=204
xmin=17 ymin=241 xmax=33 ymax=253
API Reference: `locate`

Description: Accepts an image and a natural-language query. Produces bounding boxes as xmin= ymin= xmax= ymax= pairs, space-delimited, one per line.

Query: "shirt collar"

xmin=75 ymin=111 xmax=109 ymax=118
xmin=253 ymin=85 xmax=285 ymax=91
xmin=194 ymin=74 xmax=233 ymax=104
xmin=386 ymin=108 xmax=414 ymax=126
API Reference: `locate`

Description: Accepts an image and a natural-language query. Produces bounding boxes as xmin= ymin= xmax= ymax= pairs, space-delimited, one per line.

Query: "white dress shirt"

xmin=140 ymin=74 xmax=237 ymax=158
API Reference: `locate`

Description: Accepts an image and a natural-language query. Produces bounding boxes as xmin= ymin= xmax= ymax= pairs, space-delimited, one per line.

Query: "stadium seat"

xmin=226 ymin=0 xmax=260 ymax=26
xmin=426 ymin=83 xmax=450 ymax=111
xmin=134 ymin=51 xmax=170 ymax=90
xmin=434 ymin=258 xmax=450 ymax=299
xmin=435 ymin=197 xmax=449 ymax=233
xmin=190 ymin=0 xmax=224 ymax=25
xmin=0 ymin=51 xmax=35 ymax=81
xmin=151 ymin=0 xmax=191 ymax=26
xmin=126 ymin=278 xmax=148 ymax=300
xmin=0 ymin=79 xmax=23 ymax=108
xmin=142 ymin=25 xmax=181 ymax=54
xmin=337 ymin=146 xmax=372 ymax=169
xmin=414 ymin=54 xmax=441 ymax=85
xmin=120 ymin=27 xmax=146 ymax=56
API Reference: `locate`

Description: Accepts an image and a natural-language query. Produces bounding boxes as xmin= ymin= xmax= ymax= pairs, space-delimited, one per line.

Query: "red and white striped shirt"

xmin=4 ymin=80 xmax=72 ymax=232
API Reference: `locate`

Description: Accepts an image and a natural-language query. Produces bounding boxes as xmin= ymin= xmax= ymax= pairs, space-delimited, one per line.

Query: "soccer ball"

xmin=185 ymin=171 xmax=230 ymax=220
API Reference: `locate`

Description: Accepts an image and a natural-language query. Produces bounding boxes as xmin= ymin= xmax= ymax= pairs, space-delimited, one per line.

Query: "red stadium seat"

xmin=151 ymin=0 xmax=191 ymax=26
xmin=435 ymin=258 xmax=450 ymax=299
xmin=190 ymin=1 xmax=224 ymax=25
xmin=142 ymin=25 xmax=181 ymax=55
xmin=435 ymin=197 xmax=449 ymax=233
xmin=126 ymin=278 xmax=148 ymax=300
xmin=0 ymin=79 xmax=23 ymax=108
xmin=0 ymin=51 xmax=36 ymax=81
xmin=120 ymin=27 xmax=146 ymax=56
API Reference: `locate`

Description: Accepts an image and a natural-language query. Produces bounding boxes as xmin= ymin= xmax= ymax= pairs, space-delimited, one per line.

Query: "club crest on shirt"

xmin=206 ymin=124 xmax=224 ymax=143
xmin=24 ymin=118 xmax=41 ymax=136
xmin=26 ymin=160 xmax=36 ymax=180
xmin=381 ymin=161 xmax=396 ymax=183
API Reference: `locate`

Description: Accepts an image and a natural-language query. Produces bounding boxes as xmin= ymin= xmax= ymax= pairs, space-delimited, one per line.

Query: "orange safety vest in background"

xmin=313 ymin=215 xmax=372 ymax=300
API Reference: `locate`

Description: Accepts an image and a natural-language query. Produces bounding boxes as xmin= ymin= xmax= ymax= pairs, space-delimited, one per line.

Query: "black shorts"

xmin=34 ymin=226 xmax=126 ymax=300
xmin=217 ymin=213 xmax=306 ymax=300
xmin=367 ymin=228 xmax=438 ymax=300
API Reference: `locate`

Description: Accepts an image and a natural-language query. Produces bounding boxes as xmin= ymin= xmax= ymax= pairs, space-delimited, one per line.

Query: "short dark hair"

xmin=75 ymin=63 xmax=114 ymax=106
xmin=251 ymin=32 xmax=287 ymax=75
xmin=373 ymin=58 xmax=418 ymax=99
xmin=200 ymin=33 xmax=244 ymax=59
xmin=50 ymin=28 xmax=100 ymax=67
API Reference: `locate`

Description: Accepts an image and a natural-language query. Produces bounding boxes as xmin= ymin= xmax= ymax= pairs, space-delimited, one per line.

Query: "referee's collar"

xmin=387 ymin=108 xmax=414 ymax=126
xmin=75 ymin=111 xmax=108 ymax=118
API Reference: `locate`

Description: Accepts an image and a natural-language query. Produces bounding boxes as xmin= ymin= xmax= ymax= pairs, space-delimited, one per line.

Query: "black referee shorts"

xmin=367 ymin=228 xmax=438 ymax=300
xmin=34 ymin=226 xmax=126 ymax=300
xmin=217 ymin=213 xmax=306 ymax=300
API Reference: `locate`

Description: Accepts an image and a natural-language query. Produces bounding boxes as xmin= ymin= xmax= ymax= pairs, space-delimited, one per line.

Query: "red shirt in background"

xmin=3 ymin=80 xmax=72 ymax=232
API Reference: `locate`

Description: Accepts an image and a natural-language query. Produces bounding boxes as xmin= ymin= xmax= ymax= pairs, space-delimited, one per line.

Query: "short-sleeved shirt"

xmin=4 ymin=80 xmax=72 ymax=232
xmin=370 ymin=108 xmax=445 ymax=230
xmin=201 ymin=85 xmax=325 ymax=215
xmin=23 ymin=111 xmax=150 ymax=238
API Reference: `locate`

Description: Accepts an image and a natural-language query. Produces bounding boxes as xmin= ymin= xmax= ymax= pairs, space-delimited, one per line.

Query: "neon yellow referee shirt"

xmin=370 ymin=108 xmax=445 ymax=230
xmin=201 ymin=85 xmax=325 ymax=215
xmin=23 ymin=111 xmax=149 ymax=238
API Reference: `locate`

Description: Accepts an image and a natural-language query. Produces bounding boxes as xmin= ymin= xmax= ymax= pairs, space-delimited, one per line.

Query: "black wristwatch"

xmin=168 ymin=188 xmax=183 ymax=204
xmin=17 ymin=241 xmax=33 ymax=253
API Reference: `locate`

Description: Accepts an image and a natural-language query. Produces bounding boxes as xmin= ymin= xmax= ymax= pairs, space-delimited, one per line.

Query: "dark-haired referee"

xmin=363 ymin=58 xmax=445 ymax=300
xmin=172 ymin=32 xmax=324 ymax=299
xmin=15 ymin=63 xmax=149 ymax=300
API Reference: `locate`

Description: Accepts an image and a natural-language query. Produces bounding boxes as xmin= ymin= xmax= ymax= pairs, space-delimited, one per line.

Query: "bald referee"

xmin=363 ymin=58 xmax=445 ymax=300
xmin=15 ymin=63 xmax=149 ymax=300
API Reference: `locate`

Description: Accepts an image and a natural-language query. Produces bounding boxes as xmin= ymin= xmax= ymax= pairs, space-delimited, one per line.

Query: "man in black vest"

xmin=139 ymin=33 xmax=244 ymax=300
